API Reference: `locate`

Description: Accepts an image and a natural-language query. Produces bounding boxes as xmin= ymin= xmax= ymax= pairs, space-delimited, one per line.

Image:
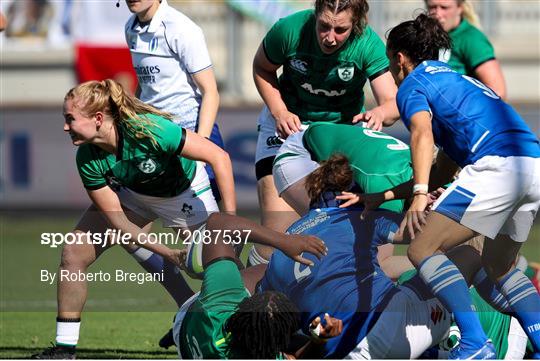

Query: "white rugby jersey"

xmin=125 ymin=0 xmax=212 ymax=130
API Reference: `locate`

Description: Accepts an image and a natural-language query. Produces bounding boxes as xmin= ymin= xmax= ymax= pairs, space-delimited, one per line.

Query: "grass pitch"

xmin=1 ymin=213 xmax=538 ymax=358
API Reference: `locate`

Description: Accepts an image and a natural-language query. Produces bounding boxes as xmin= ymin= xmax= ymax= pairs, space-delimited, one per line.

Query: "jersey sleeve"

xmin=461 ymin=28 xmax=496 ymax=70
xmin=360 ymin=27 xmax=390 ymax=80
xmin=372 ymin=214 xmax=400 ymax=245
xmin=262 ymin=12 xmax=304 ymax=65
xmin=170 ymin=23 xmax=212 ymax=74
xmin=76 ymin=146 xmax=107 ymax=190
xmin=145 ymin=115 xmax=186 ymax=155
xmin=396 ymin=79 xmax=432 ymax=129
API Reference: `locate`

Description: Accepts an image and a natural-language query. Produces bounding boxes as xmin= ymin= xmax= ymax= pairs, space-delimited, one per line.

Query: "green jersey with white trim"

xmin=302 ymin=123 xmax=412 ymax=212
xmin=263 ymin=10 xmax=389 ymax=124
xmin=446 ymin=19 xmax=496 ymax=77
xmin=76 ymin=113 xmax=196 ymax=197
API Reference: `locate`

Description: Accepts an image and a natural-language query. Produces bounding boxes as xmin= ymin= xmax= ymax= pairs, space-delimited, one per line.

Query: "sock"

xmin=472 ymin=268 xmax=511 ymax=313
xmin=498 ymin=268 xmax=540 ymax=353
xmin=129 ymin=247 xmax=194 ymax=307
xmin=247 ymin=246 xmax=269 ymax=267
xmin=56 ymin=317 xmax=80 ymax=347
xmin=418 ymin=254 xmax=487 ymax=349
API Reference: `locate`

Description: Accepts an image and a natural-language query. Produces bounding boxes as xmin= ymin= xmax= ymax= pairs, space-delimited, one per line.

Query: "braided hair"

xmin=225 ymin=291 xmax=299 ymax=359
xmin=387 ymin=13 xmax=452 ymax=66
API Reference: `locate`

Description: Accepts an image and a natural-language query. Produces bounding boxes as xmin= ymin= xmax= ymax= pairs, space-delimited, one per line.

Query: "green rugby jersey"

xmin=447 ymin=19 xmax=496 ymax=76
xmin=263 ymin=10 xmax=389 ymax=124
xmin=179 ymin=260 xmax=248 ymax=359
xmin=302 ymin=123 xmax=412 ymax=213
xmin=76 ymin=113 xmax=196 ymax=197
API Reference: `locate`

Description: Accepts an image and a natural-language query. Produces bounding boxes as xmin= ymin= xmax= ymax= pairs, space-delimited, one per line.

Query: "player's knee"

xmin=407 ymin=243 xmax=426 ymax=267
xmin=60 ymin=242 xmax=94 ymax=270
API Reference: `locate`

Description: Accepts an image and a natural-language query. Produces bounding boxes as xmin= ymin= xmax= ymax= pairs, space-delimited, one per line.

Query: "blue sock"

xmin=419 ymin=254 xmax=487 ymax=349
xmin=498 ymin=268 xmax=540 ymax=353
xmin=130 ymin=247 xmax=194 ymax=307
xmin=473 ymin=268 xmax=511 ymax=313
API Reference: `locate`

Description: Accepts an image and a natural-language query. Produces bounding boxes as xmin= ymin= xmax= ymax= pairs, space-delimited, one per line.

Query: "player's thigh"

xmin=407 ymin=212 xmax=476 ymax=266
xmin=257 ymin=175 xmax=299 ymax=229
xmin=67 ymin=204 xmax=153 ymax=265
xmin=281 ymin=178 xmax=311 ymax=216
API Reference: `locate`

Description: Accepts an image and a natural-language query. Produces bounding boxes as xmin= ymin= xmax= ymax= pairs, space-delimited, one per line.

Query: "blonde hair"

xmin=460 ymin=0 xmax=481 ymax=29
xmin=424 ymin=0 xmax=482 ymax=29
xmin=65 ymin=79 xmax=173 ymax=145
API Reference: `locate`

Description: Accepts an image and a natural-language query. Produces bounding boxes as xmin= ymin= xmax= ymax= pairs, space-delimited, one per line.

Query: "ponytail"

xmin=65 ymin=79 xmax=173 ymax=146
xmin=460 ymin=0 xmax=482 ymax=29
xmin=387 ymin=13 xmax=451 ymax=66
xmin=304 ymin=153 xmax=353 ymax=204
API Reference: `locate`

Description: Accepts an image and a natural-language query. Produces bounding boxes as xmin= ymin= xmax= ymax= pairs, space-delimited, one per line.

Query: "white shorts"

xmin=173 ymin=291 xmax=200 ymax=359
xmin=347 ymin=286 xmax=451 ymax=359
xmin=433 ymin=156 xmax=540 ymax=242
xmin=117 ymin=162 xmax=219 ymax=228
xmin=273 ymin=131 xmax=320 ymax=195
xmin=255 ymin=106 xmax=284 ymax=164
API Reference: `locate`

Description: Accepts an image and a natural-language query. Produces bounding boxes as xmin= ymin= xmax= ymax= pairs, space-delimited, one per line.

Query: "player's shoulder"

xmin=160 ymin=4 xmax=203 ymax=34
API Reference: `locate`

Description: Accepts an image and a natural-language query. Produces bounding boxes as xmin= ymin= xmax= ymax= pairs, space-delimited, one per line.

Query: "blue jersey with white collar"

xmin=258 ymin=207 xmax=399 ymax=358
xmin=397 ymin=61 xmax=540 ymax=167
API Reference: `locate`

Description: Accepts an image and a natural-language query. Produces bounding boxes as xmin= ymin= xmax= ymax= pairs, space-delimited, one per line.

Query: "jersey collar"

xmin=146 ymin=0 xmax=168 ymax=33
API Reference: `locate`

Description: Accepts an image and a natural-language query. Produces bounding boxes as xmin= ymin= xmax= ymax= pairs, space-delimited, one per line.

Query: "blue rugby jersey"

xmin=258 ymin=206 xmax=399 ymax=358
xmin=397 ymin=61 xmax=540 ymax=167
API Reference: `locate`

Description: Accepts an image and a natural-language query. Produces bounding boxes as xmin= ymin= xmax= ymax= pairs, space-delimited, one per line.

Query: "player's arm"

xmin=399 ymin=110 xmax=434 ymax=239
xmin=202 ymin=213 xmax=327 ymax=267
xmin=352 ymin=72 xmax=400 ymax=130
xmin=87 ymin=186 xmax=181 ymax=264
xmin=474 ymin=59 xmax=506 ymax=100
xmin=180 ymin=130 xmax=236 ymax=213
xmin=253 ymin=43 xmax=301 ymax=137
xmin=191 ymin=67 xmax=220 ymax=138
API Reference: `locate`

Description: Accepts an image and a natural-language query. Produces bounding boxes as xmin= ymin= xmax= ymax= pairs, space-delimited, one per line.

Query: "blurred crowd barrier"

xmin=1 ymin=0 xmax=539 ymax=105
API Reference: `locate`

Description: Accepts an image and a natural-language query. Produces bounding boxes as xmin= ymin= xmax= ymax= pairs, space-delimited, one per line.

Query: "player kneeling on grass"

xmin=171 ymin=212 xmax=337 ymax=359
xmin=32 ymin=79 xmax=235 ymax=359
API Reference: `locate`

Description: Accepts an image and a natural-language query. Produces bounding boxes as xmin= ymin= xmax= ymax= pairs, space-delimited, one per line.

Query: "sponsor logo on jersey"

xmin=137 ymin=159 xmax=157 ymax=173
xmin=338 ymin=66 xmax=354 ymax=81
xmin=301 ymin=83 xmax=346 ymax=97
xmin=149 ymin=37 xmax=159 ymax=52
xmin=266 ymin=136 xmax=283 ymax=147
xmin=181 ymin=203 xmax=194 ymax=217
xmin=430 ymin=304 xmax=445 ymax=325
xmin=289 ymin=58 xmax=308 ymax=74
xmin=424 ymin=65 xmax=454 ymax=74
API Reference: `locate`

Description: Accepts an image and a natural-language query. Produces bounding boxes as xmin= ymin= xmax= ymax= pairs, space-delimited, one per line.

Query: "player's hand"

xmin=274 ymin=109 xmax=302 ymax=139
xmin=309 ymin=313 xmax=343 ymax=342
xmin=352 ymin=108 xmax=385 ymax=131
xmin=336 ymin=191 xmax=385 ymax=219
xmin=280 ymin=234 xmax=328 ymax=266
xmin=426 ymin=187 xmax=445 ymax=210
xmin=166 ymin=248 xmax=186 ymax=269
xmin=399 ymin=194 xmax=429 ymax=240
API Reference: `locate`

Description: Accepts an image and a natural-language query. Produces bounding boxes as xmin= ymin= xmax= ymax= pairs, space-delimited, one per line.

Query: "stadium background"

xmin=1 ymin=0 xmax=539 ymax=358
